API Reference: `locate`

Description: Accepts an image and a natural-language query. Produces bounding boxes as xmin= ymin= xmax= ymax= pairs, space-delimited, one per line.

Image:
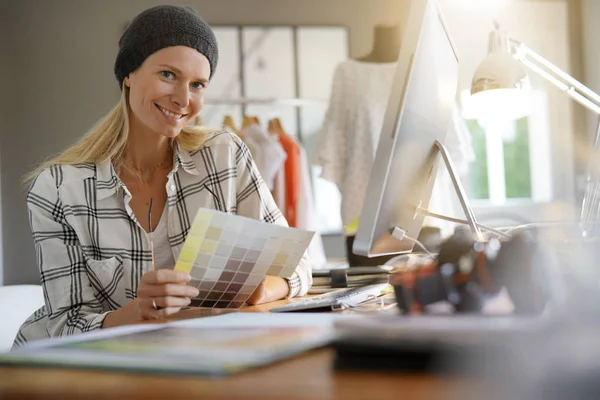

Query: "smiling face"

xmin=124 ymin=46 xmax=211 ymax=139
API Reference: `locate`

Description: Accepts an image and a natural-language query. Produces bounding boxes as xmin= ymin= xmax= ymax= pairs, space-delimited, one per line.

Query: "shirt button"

xmin=170 ymin=185 xmax=176 ymax=192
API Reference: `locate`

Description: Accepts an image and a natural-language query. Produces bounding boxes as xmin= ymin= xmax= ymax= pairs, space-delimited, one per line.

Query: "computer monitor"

xmin=353 ymin=0 xmax=482 ymax=257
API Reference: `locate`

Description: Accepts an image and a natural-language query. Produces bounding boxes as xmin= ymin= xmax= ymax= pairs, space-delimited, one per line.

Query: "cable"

xmin=402 ymin=234 xmax=437 ymax=259
xmin=389 ymin=227 xmax=437 ymax=259
xmin=417 ymin=208 xmax=512 ymax=240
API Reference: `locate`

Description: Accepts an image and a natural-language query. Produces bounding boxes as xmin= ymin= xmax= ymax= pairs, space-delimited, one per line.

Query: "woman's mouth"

xmin=156 ymin=104 xmax=185 ymax=122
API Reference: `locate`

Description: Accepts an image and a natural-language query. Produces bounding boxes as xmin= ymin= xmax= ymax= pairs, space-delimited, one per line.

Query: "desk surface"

xmin=0 ymin=300 xmax=490 ymax=400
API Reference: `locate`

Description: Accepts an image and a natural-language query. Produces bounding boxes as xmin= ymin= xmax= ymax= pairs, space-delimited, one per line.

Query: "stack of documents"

xmin=310 ymin=266 xmax=392 ymax=294
xmin=0 ymin=313 xmax=356 ymax=376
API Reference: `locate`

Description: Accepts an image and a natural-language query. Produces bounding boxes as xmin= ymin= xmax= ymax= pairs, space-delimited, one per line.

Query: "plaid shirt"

xmin=14 ymin=131 xmax=312 ymax=346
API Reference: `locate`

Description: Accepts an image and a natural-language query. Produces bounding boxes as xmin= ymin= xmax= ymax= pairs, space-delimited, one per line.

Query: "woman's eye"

xmin=191 ymin=82 xmax=205 ymax=90
xmin=160 ymin=71 xmax=175 ymax=79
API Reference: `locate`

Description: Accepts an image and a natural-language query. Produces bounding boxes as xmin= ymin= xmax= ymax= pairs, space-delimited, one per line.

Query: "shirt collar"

xmin=95 ymin=142 xmax=200 ymax=200
xmin=96 ymin=161 xmax=121 ymax=200
xmin=173 ymin=141 xmax=201 ymax=176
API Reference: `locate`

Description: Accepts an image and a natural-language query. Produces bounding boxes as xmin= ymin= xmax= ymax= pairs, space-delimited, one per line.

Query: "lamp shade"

xmin=469 ymin=27 xmax=532 ymax=121
xmin=471 ymin=50 xmax=530 ymax=95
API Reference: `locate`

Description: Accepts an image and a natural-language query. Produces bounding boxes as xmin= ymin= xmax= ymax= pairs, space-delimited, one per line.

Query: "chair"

xmin=0 ymin=285 xmax=44 ymax=352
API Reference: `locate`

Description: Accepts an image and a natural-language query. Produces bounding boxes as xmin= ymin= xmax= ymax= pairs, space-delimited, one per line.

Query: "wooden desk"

xmin=0 ymin=300 xmax=488 ymax=400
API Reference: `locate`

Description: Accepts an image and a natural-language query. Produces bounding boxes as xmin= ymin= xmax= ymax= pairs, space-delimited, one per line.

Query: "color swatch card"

xmin=174 ymin=209 xmax=315 ymax=309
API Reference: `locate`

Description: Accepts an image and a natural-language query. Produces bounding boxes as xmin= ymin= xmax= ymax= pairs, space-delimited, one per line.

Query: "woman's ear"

xmin=124 ymin=76 xmax=130 ymax=87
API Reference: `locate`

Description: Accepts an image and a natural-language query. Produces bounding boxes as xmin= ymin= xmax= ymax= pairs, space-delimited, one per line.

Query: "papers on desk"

xmin=0 ymin=313 xmax=356 ymax=377
xmin=309 ymin=266 xmax=392 ymax=294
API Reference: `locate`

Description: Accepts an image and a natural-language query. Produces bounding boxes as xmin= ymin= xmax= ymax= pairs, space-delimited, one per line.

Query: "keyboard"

xmin=270 ymin=283 xmax=390 ymax=313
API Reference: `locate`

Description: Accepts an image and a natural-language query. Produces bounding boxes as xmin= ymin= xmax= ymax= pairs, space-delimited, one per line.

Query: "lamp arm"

xmin=508 ymin=39 xmax=600 ymax=115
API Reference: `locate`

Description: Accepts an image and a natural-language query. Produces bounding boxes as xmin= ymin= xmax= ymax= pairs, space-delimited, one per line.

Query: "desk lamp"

xmin=470 ymin=22 xmax=600 ymax=222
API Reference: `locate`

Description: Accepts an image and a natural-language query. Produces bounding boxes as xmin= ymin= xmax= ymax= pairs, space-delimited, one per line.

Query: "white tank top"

xmin=151 ymin=204 xmax=176 ymax=270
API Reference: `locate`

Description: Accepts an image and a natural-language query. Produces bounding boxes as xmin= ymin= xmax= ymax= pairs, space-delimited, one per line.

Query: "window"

xmin=461 ymin=89 xmax=554 ymax=209
xmin=466 ymin=117 xmax=533 ymax=201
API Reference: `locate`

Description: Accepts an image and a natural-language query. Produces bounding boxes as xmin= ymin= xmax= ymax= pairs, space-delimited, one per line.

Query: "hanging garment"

xmin=317 ymin=59 xmax=474 ymax=238
xmin=271 ymin=147 xmax=287 ymax=216
xmin=241 ymin=124 xmax=287 ymax=191
xmin=296 ymin=143 xmax=327 ymax=268
xmin=316 ymin=60 xmax=397 ymax=235
xmin=275 ymin=131 xmax=301 ymax=228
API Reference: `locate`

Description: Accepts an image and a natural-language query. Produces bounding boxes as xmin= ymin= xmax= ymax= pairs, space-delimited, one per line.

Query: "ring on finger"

xmin=152 ymin=298 xmax=163 ymax=311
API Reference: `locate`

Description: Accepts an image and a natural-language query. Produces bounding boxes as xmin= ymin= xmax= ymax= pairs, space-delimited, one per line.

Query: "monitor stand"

xmin=414 ymin=140 xmax=484 ymax=241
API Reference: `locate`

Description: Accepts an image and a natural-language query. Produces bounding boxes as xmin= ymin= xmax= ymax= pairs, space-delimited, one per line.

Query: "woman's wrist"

xmin=272 ymin=276 xmax=291 ymax=301
xmin=102 ymin=300 xmax=138 ymax=329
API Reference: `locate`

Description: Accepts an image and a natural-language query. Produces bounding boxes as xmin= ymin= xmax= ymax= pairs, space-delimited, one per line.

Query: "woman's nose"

xmin=171 ymin=84 xmax=190 ymax=108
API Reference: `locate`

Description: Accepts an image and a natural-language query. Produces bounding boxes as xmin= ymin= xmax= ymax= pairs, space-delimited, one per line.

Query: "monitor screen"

xmin=353 ymin=0 xmax=460 ymax=257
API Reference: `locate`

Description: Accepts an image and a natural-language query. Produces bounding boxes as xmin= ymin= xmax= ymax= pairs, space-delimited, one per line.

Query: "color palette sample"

xmin=174 ymin=209 xmax=314 ymax=309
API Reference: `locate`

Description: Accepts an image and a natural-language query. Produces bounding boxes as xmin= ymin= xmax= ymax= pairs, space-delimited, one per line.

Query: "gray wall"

xmin=0 ymin=1 xmax=14 ymax=286
xmin=2 ymin=0 xmax=408 ymax=284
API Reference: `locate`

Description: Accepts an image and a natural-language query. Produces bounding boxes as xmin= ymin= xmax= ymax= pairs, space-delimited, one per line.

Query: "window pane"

xmin=504 ymin=117 xmax=532 ymax=199
xmin=466 ymin=120 xmax=489 ymax=200
xmin=242 ymin=27 xmax=297 ymax=135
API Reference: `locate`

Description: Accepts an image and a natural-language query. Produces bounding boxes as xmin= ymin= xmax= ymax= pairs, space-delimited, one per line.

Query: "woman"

xmin=15 ymin=5 xmax=311 ymax=346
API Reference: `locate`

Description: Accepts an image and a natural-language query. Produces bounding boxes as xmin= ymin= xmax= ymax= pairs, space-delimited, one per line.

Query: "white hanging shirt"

xmin=295 ymin=144 xmax=327 ymax=268
xmin=316 ymin=60 xmax=397 ymax=235
xmin=316 ymin=60 xmax=475 ymax=237
xmin=242 ymin=124 xmax=287 ymax=190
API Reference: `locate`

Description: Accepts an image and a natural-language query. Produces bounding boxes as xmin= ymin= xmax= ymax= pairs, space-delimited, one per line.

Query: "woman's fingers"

xmin=137 ymin=269 xmax=199 ymax=320
xmin=141 ymin=269 xmax=191 ymax=285
xmin=138 ymin=283 xmax=199 ymax=299
xmin=159 ymin=307 xmax=184 ymax=316
xmin=139 ymin=297 xmax=191 ymax=319
xmin=153 ymin=296 xmax=192 ymax=309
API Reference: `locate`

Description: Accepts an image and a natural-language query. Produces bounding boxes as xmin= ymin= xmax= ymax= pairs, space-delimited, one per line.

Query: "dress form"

xmin=357 ymin=24 xmax=401 ymax=63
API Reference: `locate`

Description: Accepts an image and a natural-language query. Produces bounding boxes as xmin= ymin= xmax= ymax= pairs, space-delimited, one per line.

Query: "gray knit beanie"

xmin=114 ymin=5 xmax=218 ymax=89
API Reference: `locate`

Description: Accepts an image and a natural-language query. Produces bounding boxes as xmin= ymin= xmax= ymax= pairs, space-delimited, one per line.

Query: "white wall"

xmin=582 ymin=0 xmax=600 ymax=140
xmin=441 ymin=0 xmax=575 ymax=222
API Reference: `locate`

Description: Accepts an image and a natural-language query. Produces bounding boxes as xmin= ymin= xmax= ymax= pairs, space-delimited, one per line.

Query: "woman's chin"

xmin=156 ymin=128 xmax=182 ymax=139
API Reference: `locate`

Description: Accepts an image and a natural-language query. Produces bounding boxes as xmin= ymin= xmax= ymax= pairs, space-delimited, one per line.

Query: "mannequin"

xmin=317 ymin=23 xmax=404 ymax=267
xmin=347 ymin=24 xmax=402 ymax=266
xmin=357 ymin=24 xmax=401 ymax=63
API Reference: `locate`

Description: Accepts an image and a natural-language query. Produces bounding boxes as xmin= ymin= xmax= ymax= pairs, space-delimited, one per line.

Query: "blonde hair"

xmin=24 ymin=86 xmax=211 ymax=184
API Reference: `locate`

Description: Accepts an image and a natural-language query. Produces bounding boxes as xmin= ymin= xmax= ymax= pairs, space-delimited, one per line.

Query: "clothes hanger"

xmin=222 ymin=115 xmax=239 ymax=134
xmin=268 ymin=117 xmax=285 ymax=137
xmin=242 ymin=115 xmax=260 ymax=130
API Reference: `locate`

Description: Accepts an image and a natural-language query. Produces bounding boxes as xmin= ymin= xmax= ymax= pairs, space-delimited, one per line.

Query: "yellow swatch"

xmin=343 ymin=216 xmax=360 ymax=235
xmin=178 ymin=249 xmax=197 ymax=263
xmin=174 ymin=209 xmax=213 ymax=274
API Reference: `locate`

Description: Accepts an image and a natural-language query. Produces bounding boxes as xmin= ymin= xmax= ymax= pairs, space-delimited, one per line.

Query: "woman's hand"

xmin=136 ymin=269 xmax=200 ymax=317
xmin=246 ymin=276 xmax=290 ymax=305
xmin=103 ymin=269 xmax=199 ymax=328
